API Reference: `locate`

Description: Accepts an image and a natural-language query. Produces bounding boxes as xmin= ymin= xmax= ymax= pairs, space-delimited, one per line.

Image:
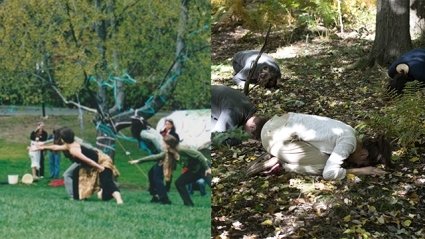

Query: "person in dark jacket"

xmin=232 ymin=50 xmax=281 ymax=88
xmin=211 ymin=85 xmax=268 ymax=145
xmin=160 ymin=119 xmax=180 ymax=142
xmin=388 ymin=48 xmax=425 ymax=94
xmin=159 ymin=119 xmax=180 ymax=191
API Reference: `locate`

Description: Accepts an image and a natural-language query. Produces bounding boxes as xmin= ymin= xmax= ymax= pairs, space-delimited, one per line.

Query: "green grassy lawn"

xmin=0 ymin=116 xmax=211 ymax=239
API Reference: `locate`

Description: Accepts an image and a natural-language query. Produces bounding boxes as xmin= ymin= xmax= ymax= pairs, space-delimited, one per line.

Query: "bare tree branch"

xmin=32 ymin=70 xmax=97 ymax=114
xmin=244 ymin=24 xmax=272 ymax=96
xmin=50 ymin=84 xmax=97 ymax=113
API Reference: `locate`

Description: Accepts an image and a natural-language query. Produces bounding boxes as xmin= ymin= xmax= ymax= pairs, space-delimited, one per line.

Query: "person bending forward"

xmin=37 ymin=127 xmax=123 ymax=204
xmin=248 ymin=113 xmax=392 ymax=180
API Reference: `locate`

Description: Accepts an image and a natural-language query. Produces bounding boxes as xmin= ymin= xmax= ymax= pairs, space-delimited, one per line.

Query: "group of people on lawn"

xmin=31 ymin=119 xmax=211 ymax=206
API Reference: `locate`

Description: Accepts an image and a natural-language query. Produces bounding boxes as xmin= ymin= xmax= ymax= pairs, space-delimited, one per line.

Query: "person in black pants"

xmin=159 ymin=119 xmax=180 ymax=192
xmin=30 ymin=122 xmax=48 ymax=178
xmin=129 ymin=135 xmax=180 ymax=204
xmin=174 ymin=146 xmax=211 ymax=207
xmin=130 ymin=135 xmax=211 ymax=206
xmin=36 ymin=127 xmax=123 ymax=204
xmin=147 ymin=162 xmax=171 ymax=204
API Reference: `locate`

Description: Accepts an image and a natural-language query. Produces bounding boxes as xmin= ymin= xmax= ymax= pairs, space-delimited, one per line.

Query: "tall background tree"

xmin=369 ymin=0 xmax=412 ymax=66
xmin=0 ymin=0 xmax=210 ymax=110
xmin=0 ymin=0 xmax=210 ymax=158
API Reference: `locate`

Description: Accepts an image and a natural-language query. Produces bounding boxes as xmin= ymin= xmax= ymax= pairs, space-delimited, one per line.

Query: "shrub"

xmin=212 ymin=127 xmax=251 ymax=147
xmin=365 ymin=81 xmax=425 ymax=149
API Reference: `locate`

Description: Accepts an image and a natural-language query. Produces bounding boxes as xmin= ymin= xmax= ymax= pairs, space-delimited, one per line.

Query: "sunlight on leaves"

xmin=260 ymin=219 xmax=273 ymax=226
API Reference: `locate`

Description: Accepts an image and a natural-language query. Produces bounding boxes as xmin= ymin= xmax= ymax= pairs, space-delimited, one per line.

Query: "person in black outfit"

xmin=129 ymin=135 xmax=180 ymax=204
xmin=159 ymin=119 xmax=180 ymax=191
xmin=130 ymin=135 xmax=211 ymax=206
xmin=160 ymin=119 xmax=180 ymax=142
xmin=174 ymin=142 xmax=211 ymax=207
xmin=30 ymin=122 xmax=48 ymax=178
xmin=36 ymin=127 xmax=123 ymax=204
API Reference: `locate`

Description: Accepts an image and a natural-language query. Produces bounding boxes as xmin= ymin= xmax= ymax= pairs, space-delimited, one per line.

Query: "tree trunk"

xmin=369 ymin=0 xmax=412 ymax=66
xmin=112 ymin=0 xmax=188 ymax=124
xmin=96 ymin=0 xmax=189 ymax=159
xmin=51 ymin=0 xmax=189 ymax=159
xmin=337 ymin=0 xmax=344 ymax=33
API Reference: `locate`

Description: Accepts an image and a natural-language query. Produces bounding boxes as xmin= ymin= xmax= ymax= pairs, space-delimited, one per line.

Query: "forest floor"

xmin=211 ymin=24 xmax=425 ymax=239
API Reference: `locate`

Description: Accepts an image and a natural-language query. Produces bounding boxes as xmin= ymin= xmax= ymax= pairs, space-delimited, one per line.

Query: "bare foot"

xmin=97 ymin=190 xmax=103 ymax=200
xmin=112 ymin=191 xmax=124 ymax=204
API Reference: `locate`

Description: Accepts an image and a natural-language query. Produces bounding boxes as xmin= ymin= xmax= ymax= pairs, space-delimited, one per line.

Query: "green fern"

xmin=211 ymin=127 xmax=251 ymax=147
xmin=367 ymin=81 xmax=425 ymax=149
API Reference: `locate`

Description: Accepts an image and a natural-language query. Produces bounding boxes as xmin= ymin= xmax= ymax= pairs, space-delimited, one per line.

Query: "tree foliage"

xmin=211 ymin=0 xmax=375 ymax=31
xmin=0 ymin=0 xmax=210 ymax=110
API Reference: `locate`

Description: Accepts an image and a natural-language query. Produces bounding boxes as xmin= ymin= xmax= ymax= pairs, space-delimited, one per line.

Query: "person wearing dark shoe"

xmin=224 ymin=138 xmax=242 ymax=147
xmin=129 ymin=135 xmax=180 ymax=205
xmin=174 ymin=143 xmax=211 ymax=207
xmin=36 ymin=127 xmax=123 ymax=204
xmin=150 ymin=195 xmax=160 ymax=203
xmin=130 ymin=135 xmax=211 ymax=206
xmin=160 ymin=119 xmax=180 ymax=192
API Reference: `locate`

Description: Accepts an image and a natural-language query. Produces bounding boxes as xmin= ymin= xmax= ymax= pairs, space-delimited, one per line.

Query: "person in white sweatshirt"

xmin=247 ymin=113 xmax=392 ymax=180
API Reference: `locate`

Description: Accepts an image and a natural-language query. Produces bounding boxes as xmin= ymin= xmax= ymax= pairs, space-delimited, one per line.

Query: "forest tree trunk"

xmin=369 ymin=0 xmax=412 ymax=66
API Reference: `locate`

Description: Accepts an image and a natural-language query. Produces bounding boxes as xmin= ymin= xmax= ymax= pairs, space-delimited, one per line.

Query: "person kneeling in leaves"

xmin=247 ymin=113 xmax=392 ymax=180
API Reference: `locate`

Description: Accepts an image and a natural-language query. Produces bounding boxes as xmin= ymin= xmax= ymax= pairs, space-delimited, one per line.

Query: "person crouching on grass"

xmin=129 ymin=135 xmax=211 ymax=206
xmin=35 ymin=127 xmax=123 ymax=204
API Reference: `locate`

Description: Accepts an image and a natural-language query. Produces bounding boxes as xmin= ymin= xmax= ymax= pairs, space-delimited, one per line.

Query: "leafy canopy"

xmin=0 ymin=0 xmax=210 ymax=109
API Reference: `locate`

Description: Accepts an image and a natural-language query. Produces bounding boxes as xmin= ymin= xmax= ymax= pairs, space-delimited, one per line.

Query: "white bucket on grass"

xmin=8 ymin=175 xmax=19 ymax=185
